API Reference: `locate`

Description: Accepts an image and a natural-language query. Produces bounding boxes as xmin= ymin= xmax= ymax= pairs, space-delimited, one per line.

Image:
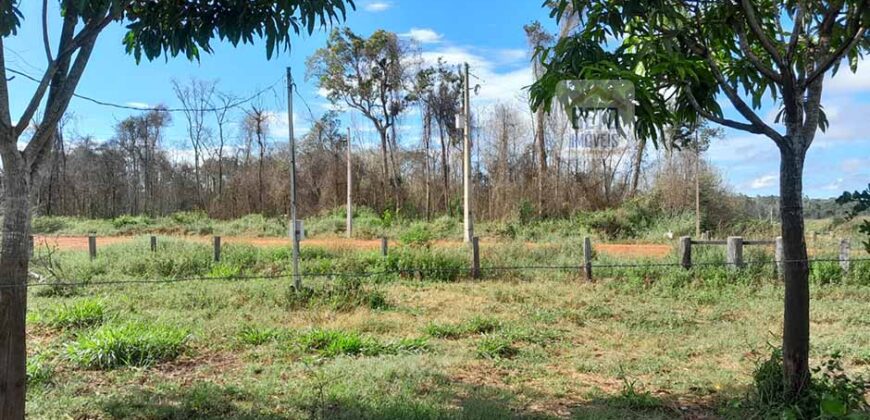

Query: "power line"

xmin=6 ymin=67 xmax=283 ymax=113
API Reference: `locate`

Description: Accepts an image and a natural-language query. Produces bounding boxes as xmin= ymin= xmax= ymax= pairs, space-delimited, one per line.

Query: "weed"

xmin=26 ymin=353 xmax=54 ymax=388
xmin=41 ymin=298 xmax=106 ymax=330
xmin=66 ymin=322 xmax=189 ymax=369
xmin=613 ymin=375 xmax=662 ymax=410
xmin=476 ymin=335 xmax=519 ymax=359
xmin=237 ymin=326 xmax=284 ymax=346
xmin=425 ymin=316 xmax=502 ymax=339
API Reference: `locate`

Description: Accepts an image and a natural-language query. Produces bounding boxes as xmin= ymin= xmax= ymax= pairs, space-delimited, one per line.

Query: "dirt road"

xmin=32 ymin=235 xmax=673 ymax=259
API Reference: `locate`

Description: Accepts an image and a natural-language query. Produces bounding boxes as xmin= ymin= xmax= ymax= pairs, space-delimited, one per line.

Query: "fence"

xmin=15 ymin=233 xmax=866 ymax=290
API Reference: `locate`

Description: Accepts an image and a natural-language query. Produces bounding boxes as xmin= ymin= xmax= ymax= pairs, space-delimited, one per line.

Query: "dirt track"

xmin=32 ymin=235 xmax=673 ymax=259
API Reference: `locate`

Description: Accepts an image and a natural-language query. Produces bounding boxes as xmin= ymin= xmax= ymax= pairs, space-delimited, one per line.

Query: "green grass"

xmin=65 ymin=322 xmax=189 ymax=369
xmin=22 ymin=235 xmax=870 ymax=419
xmin=39 ymin=298 xmax=106 ymax=330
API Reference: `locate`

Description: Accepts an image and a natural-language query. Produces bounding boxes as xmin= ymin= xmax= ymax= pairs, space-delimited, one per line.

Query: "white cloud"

xmin=420 ymin=46 xmax=533 ymax=104
xmin=749 ymin=173 xmax=778 ymax=189
xmin=125 ymin=102 xmax=152 ymax=109
xmin=400 ymin=28 xmax=443 ymax=44
xmin=826 ymin=57 xmax=870 ymax=93
xmin=363 ymin=1 xmax=392 ymax=12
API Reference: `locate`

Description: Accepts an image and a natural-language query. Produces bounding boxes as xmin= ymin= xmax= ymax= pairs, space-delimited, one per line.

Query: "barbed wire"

xmin=7 ymin=257 xmax=868 ymax=290
xmin=6 ymin=67 xmax=283 ymax=113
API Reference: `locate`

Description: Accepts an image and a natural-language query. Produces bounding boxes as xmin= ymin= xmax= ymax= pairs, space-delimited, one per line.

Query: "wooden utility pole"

xmin=346 ymin=127 xmax=353 ymax=238
xmin=287 ymin=67 xmax=301 ymax=289
xmin=462 ymin=63 xmax=474 ymax=243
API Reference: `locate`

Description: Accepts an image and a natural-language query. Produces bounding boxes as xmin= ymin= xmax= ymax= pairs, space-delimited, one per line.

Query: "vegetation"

xmin=20 ymin=237 xmax=869 ymax=418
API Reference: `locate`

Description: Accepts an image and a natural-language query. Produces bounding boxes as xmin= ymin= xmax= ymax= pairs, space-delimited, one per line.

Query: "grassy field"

xmin=23 ymin=237 xmax=870 ymax=419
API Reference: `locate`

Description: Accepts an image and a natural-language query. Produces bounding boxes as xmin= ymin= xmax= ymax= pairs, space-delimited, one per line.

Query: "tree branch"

xmin=735 ymin=22 xmax=783 ymax=83
xmin=785 ymin=2 xmax=804 ymax=63
xmin=0 ymin=39 xmax=13 ymax=136
xmin=42 ymin=0 xmax=53 ymax=63
xmin=25 ymin=38 xmax=97 ymax=167
xmin=739 ymin=0 xmax=785 ymax=68
xmin=803 ymin=26 xmax=867 ymax=88
xmin=684 ymin=89 xmax=762 ymax=134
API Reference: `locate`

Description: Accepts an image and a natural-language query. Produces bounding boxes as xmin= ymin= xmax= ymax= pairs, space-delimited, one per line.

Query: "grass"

xmin=65 ymin=322 xmax=189 ymax=369
xmin=22 ymin=235 xmax=870 ymax=419
xmin=39 ymin=298 xmax=106 ymax=330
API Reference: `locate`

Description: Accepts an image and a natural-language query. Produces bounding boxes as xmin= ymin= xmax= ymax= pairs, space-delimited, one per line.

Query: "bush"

xmin=751 ymin=348 xmax=869 ymax=418
xmin=66 ymin=322 xmax=189 ymax=369
xmin=42 ymin=298 xmax=106 ymax=330
xmin=381 ymin=249 xmax=465 ymax=282
xmin=283 ymin=278 xmax=388 ymax=312
xmin=399 ymin=223 xmax=433 ymax=248
xmin=32 ymin=216 xmax=68 ymax=234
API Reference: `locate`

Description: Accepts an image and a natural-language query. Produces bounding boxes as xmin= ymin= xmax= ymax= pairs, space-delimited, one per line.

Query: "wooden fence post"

xmin=150 ymin=236 xmax=157 ymax=252
xmin=727 ymin=236 xmax=743 ymax=270
xmin=679 ymin=236 xmax=692 ymax=270
xmin=839 ymin=239 xmax=851 ymax=274
xmin=88 ymin=234 xmax=97 ymax=260
xmin=583 ymin=236 xmax=593 ymax=281
xmin=775 ymin=236 xmax=784 ymax=279
xmin=213 ymin=236 xmax=221 ymax=262
xmin=381 ymin=237 xmax=388 ymax=257
xmin=471 ymin=237 xmax=481 ymax=279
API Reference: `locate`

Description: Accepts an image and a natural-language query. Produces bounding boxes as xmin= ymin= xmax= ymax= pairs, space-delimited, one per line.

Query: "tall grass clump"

xmin=26 ymin=353 xmax=54 ymax=388
xmin=41 ymin=298 xmax=106 ymax=330
xmin=283 ymin=278 xmax=388 ymax=311
xmin=66 ymin=322 xmax=189 ymax=369
xmin=425 ymin=316 xmax=502 ymax=339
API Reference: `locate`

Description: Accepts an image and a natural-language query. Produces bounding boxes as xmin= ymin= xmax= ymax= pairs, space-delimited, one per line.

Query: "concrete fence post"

xmin=471 ymin=237 xmax=481 ymax=279
xmin=213 ymin=236 xmax=221 ymax=262
xmin=583 ymin=236 xmax=593 ymax=281
xmin=775 ymin=236 xmax=784 ymax=280
xmin=679 ymin=236 xmax=692 ymax=270
xmin=381 ymin=237 xmax=389 ymax=257
xmin=726 ymin=236 xmax=744 ymax=270
xmin=88 ymin=234 xmax=97 ymax=260
xmin=150 ymin=236 xmax=157 ymax=252
xmin=839 ymin=239 xmax=851 ymax=274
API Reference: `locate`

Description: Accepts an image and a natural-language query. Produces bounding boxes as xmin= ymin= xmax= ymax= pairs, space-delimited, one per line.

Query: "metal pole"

xmin=346 ymin=127 xmax=353 ymax=239
xmin=463 ymin=63 xmax=474 ymax=243
xmin=287 ymin=67 xmax=301 ymax=289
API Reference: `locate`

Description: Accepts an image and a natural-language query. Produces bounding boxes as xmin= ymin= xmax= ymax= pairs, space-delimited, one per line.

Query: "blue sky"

xmin=4 ymin=0 xmax=869 ymax=198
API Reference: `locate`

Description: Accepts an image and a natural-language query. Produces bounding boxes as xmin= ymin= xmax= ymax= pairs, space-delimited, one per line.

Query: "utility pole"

xmin=287 ymin=67 xmax=301 ymax=289
xmin=462 ymin=62 xmax=474 ymax=243
xmin=346 ymin=126 xmax=353 ymax=239
xmin=695 ymin=128 xmax=701 ymax=238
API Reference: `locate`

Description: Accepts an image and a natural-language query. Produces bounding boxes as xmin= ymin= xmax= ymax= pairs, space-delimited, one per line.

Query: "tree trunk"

xmin=779 ymin=144 xmax=810 ymax=401
xmin=0 ymin=150 xmax=30 ymax=420
xmin=629 ymin=137 xmax=646 ymax=197
xmin=378 ymin=128 xmax=391 ymax=209
xmin=535 ymin=108 xmax=547 ymax=217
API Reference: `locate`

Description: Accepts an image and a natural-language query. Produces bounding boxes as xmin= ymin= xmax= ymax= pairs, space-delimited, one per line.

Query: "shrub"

xmin=751 ymin=348 xmax=869 ymax=418
xmin=42 ymin=298 xmax=106 ymax=330
xmin=32 ymin=216 xmax=68 ymax=234
xmin=66 ymin=322 xmax=189 ymax=369
xmin=381 ymin=249 xmax=465 ymax=282
xmin=399 ymin=223 xmax=433 ymax=248
xmin=476 ymin=335 xmax=519 ymax=359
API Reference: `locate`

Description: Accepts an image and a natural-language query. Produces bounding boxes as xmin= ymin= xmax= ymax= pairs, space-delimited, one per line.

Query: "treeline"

xmin=22 ymin=26 xmax=771 ymax=229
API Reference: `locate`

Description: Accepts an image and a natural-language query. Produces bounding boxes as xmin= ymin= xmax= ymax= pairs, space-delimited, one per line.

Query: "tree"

xmin=837 ymin=185 xmax=870 ymax=253
xmin=530 ymin=0 xmax=868 ymax=401
xmin=411 ymin=58 xmax=463 ymax=216
xmin=0 ymin=1 xmax=352 ymax=416
xmin=525 ymin=21 xmax=554 ymax=217
xmin=307 ymin=28 xmax=414 ymax=211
